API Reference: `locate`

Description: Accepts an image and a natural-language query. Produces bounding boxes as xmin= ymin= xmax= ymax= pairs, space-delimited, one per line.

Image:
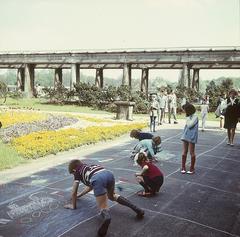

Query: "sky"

xmin=0 ymin=0 xmax=240 ymax=81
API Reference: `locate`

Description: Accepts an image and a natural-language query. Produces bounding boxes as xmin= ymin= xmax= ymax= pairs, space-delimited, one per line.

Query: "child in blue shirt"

xmin=131 ymin=136 xmax=162 ymax=162
xmin=181 ymin=103 xmax=198 ymax=174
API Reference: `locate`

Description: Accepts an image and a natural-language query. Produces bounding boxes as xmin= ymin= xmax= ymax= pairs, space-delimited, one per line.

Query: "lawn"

xmin=1 ymin=98 xmax=219 ymax=121
xmin=1 ymin=98 xmax=113 ymax=114
xmin=176 ymin=111 xmax=219 ymax=121
xmin=0 ymin=141 xmax=27 ymax=171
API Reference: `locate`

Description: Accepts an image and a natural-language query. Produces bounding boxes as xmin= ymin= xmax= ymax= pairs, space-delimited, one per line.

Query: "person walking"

xmin=157 ymin=90 xmax=167 ymax=125
xmin=200 ymin=98 xmax=209 ymax=131
xmin=224 ymin=89 xmax=240 ymax=146
xmin=168 ymin=90 xmax=178 ymax=124
xmin=149 ymin=94 xmax=159 ymax=132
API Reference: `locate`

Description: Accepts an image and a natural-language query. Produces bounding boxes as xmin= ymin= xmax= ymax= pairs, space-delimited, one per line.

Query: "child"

xmin=64 ymin=160 xmax=144 ymax=237
xmin=149 ymin=95 xmax=159 ymax=132
xmin=200 ymin=99 xmax=209 ymax=131
xmin=131 ymin=136 xmax=162 ymax=161
xmin=135 ymin=152 xmax=164 ymax=197
xmin=181 ymin=103 xmax=198 ymax=174
xmin=130 ymin=129 xmax=153 ymax=141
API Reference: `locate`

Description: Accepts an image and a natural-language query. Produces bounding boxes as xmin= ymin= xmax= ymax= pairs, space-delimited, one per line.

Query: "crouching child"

xmin=135 ymin=152 xmax=164 ymax=197
xmin=64 ymin=160 xmax=144 ymax=237
xmin=131 ymin=136 xmax=162 ymax=162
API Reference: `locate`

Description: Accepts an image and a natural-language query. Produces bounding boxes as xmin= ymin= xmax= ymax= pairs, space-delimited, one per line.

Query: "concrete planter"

xmin=114 ymin=101 xmax=135 ymax=120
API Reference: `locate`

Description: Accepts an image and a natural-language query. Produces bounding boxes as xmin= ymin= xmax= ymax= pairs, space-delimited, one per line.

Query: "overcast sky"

xmin=0 ymin=0 xmax=240 ymax=81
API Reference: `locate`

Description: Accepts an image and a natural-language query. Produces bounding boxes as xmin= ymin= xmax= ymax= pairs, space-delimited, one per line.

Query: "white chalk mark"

xmin=143 ymin=209 xmax=240 ymax=237
xmin=0 ymin=218 xmax=12 ymax=224
xmin=166 ymin=137 xmax=227 ymax=178
xmin=98 ymin=159 xmax=113 ymax=163
xmin=7 ymin=192 xmax=58 ymax=219
xmin=112 ymin=168 xmax=137 ymax=172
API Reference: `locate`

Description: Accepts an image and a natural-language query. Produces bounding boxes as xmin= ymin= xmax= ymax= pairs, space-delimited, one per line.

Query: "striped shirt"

xmin=74 ymin=164 xmax=105 ymax=186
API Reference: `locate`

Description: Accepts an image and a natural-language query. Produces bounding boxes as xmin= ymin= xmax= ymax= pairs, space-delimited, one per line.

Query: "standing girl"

xmin=181 ymin=103 xmax=199 ymax=174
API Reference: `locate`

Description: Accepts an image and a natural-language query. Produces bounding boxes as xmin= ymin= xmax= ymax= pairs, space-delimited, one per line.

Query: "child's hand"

xmin=64 ymin=204 xmax=75 ymax=209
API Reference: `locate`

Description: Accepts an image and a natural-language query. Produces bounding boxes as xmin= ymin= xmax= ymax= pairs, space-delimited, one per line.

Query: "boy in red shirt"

xmin=135 ymin=152 xmax=164 ymax=197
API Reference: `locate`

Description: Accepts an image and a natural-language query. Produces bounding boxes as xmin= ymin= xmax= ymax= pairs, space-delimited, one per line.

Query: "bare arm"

xmin=77 ymin=186 xmax=93 ymax=198
xmin=186 ymin=115 xmax=198 ymax=129
xmin=136 ymin=165 xmax=149 ymax=176
xmin=64 ymin=181 xmax=79 ymax=209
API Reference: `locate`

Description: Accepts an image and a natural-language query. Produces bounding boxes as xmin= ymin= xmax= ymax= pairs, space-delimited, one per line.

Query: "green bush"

xmin=43 ymin=83 xmax=149 ymax=114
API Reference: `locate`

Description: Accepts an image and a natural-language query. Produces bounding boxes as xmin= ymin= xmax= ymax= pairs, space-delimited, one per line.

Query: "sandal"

xmin=137 ymin=191 xmax=153 ymax=197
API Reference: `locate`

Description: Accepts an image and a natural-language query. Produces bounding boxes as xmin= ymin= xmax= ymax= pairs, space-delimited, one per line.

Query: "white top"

xmin=149 ymin=100 xmax=159 ymax=116
xmin=201 ymin=104 xmax=209 ymax=114
xmin=158 ymin=95 xmax=167 ymax=109
xmin=168 ymin=94 xmax=177 ymax=108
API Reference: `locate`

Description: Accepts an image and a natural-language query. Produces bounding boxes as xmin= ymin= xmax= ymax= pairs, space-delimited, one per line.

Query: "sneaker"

xmin=136 ymin=209 xmax=145 ymax=219
xmin=230 ymin=143 xmax=234 ymax=147
xmin=187 ymin=170 xmax=195 ymax=175
xmin=98 ymin=211 xmax=111 ymax=237
xmin=181 ymin=169 xmax=186 ymax=174
xmin=227 ymin=141 xmax=230 ymax=145
xmin=174 ymin=121 xmax=178 ymax=124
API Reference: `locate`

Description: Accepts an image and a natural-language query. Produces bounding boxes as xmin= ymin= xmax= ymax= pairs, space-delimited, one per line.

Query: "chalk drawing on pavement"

xmin=5 ymin=191 xmax=65 ymax=224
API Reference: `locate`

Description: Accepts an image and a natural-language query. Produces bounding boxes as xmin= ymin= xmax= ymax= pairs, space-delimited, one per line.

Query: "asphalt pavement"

xmin=0 ymin=126 xmax=239 ymax=237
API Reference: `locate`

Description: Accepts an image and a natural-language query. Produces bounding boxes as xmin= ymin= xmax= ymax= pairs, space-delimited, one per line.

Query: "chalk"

xmin=98 ymin=159 xmax=113 ymax=163
xmin=0 ymin=218 xmax=12 ymax=225
xmin=116 ymin=185 xmax=124 ymax=192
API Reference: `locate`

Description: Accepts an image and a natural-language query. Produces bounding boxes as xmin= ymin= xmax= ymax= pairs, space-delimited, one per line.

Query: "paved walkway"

xmin=0 ymin=124 xmax=239 ymax=237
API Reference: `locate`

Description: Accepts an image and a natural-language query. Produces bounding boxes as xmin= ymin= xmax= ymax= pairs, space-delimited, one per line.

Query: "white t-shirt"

xmin=201 ymin=104 xmax=209 ymax=114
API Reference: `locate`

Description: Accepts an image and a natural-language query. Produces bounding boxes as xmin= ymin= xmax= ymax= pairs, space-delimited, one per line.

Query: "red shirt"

xmin=141 ymin=161 xmax=163 ymax=179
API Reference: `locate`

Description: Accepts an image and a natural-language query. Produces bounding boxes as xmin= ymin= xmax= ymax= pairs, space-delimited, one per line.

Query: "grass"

xmin=1 ymin=98 xmax=113 ymax=115
xmin=176 ymin=111 xmax=219 ymax=121
xmin=1 ymin=98 xmax=219 ymax=121
xmin=0 ymin=141 xmax=27 ymax=171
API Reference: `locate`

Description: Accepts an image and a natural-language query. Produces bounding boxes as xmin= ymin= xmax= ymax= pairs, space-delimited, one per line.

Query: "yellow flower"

xmin=11 ymin=123 xmax=146 ymax=159
xmin=0 ymin=111 xmax=46 ymax=128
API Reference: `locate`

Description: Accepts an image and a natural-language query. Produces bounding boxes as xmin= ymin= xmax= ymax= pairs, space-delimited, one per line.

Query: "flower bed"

xmin=0 ymin=115 xmax=78 ymax=143
xmin=0 ymin=111 xmax=47 ymax=128
xmin=11 ymin=123 xmax=146 ymax=159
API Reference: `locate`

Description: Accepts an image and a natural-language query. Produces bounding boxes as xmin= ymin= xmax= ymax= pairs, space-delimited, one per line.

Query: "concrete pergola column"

xmin=181 ymin=64 xmax=190 ymax=88
xmin=24 ymin=64 xmax=35 ymax=98
xmin=17 ymin=68 xmax=25 ymax=91
xmin=122 ymin=64 xmax=131 ymax=87
xmin=95 ymin=68 xmax=103 ymax=88
xmin=70 ymin=64 xmax=80 ymax=89
xmin=192 ymin=69 xmax=200 ymax=91
xmin=54 ymin=68 xmax=63 ymax=88
xmin=141 ymin=68 xmax=149 ymax=96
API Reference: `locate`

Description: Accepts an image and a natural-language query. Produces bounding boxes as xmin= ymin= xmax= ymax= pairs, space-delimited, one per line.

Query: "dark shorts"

xmin=90 ymin=170 xmax=115 ymax=197
xmin=143 ymin=175 xmax=164 ymax=193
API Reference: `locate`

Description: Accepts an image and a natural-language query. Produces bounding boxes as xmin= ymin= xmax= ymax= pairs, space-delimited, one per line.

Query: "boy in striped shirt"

xmin=64 ymin=160 xmax=144 ymax=237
